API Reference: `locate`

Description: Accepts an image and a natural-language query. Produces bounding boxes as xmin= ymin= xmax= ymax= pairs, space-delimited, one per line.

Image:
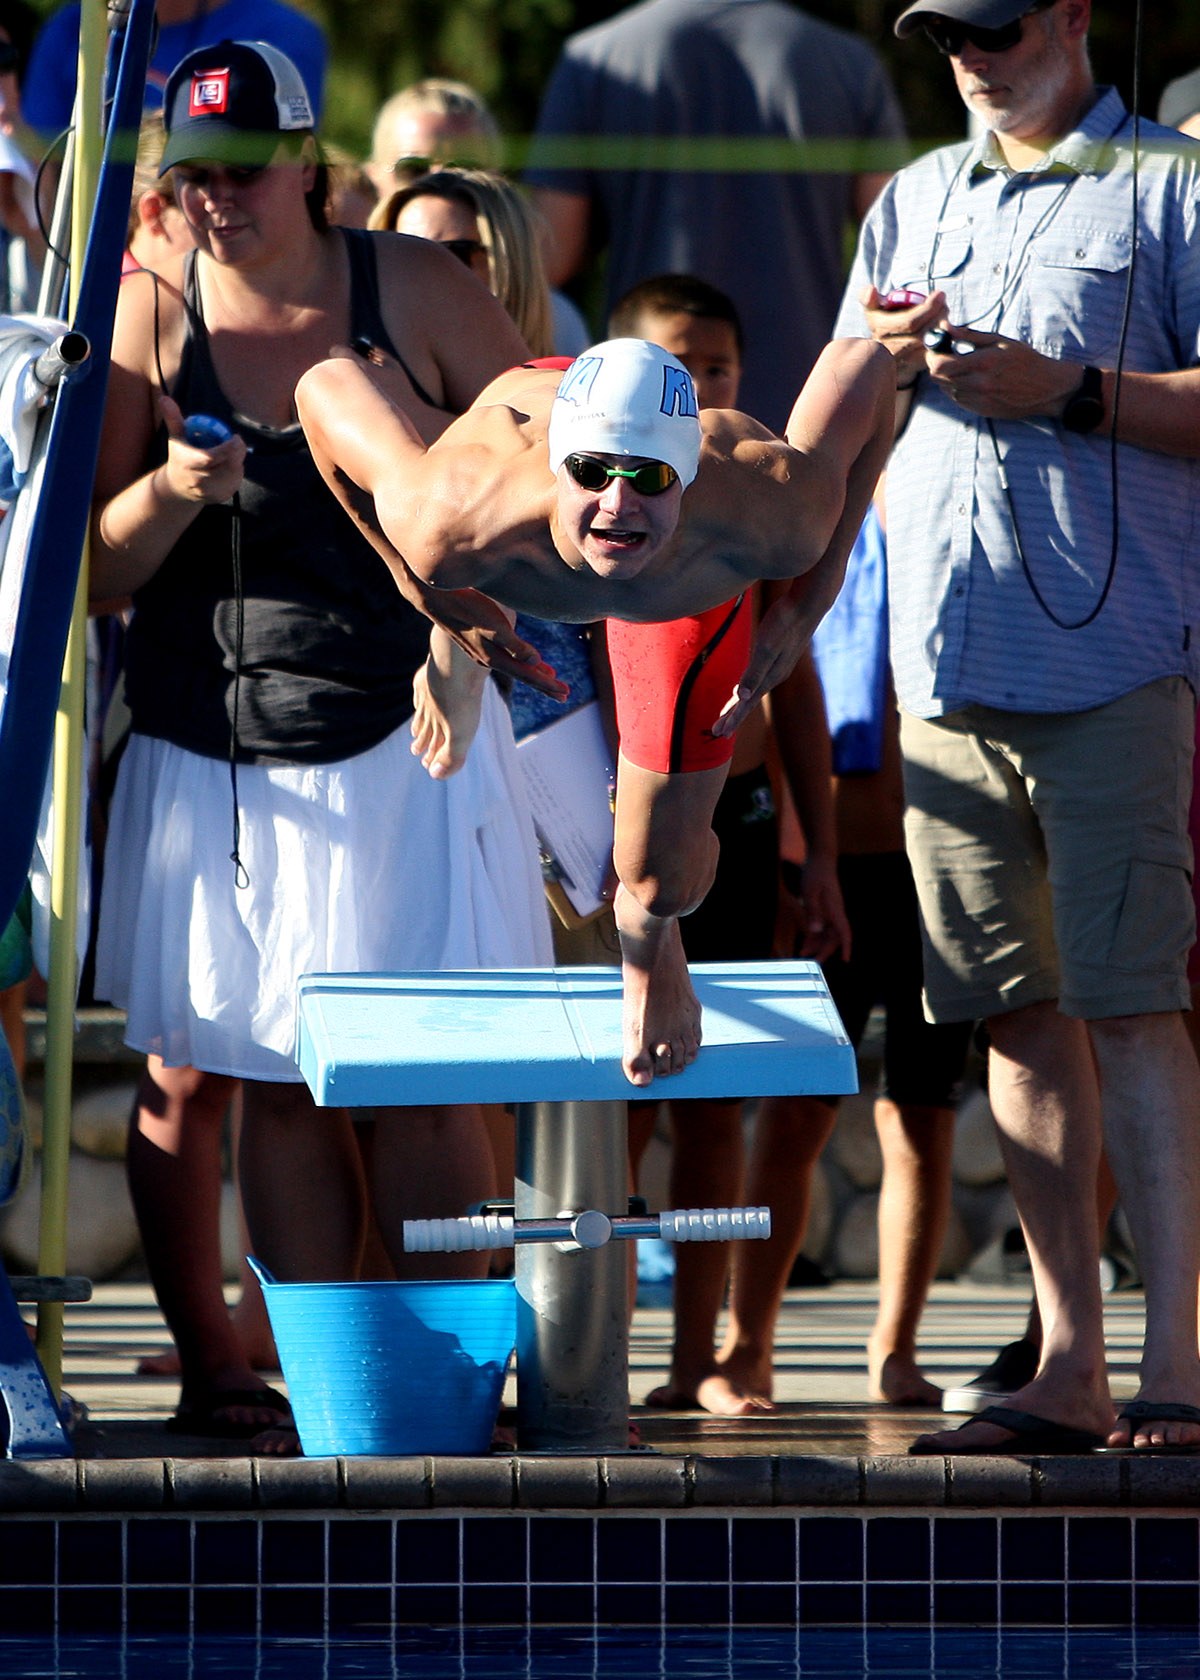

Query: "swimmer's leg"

xmin=410 ymin=627 xmax=489 ymax=779
xmin=612 ymin=754 xmax=727 ymax=1087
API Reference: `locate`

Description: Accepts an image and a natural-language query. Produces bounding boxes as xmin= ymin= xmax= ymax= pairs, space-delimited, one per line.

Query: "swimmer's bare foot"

xmin=616 ymin=892 xmax=701 ymax=1086
xmin=410 ymin=629 xmax=486 ymax=779
xmin=868 ymin=1347 xmax=943 ymax=1408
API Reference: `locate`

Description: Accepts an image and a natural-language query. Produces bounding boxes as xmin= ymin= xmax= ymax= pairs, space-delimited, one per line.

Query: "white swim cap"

xmin=547 ymin=338 xmax=702 ymax=488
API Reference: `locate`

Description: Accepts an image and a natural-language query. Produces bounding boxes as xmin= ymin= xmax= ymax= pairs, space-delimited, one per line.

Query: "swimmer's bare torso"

xmin=301 ymin=357 xmax=845 ymax=629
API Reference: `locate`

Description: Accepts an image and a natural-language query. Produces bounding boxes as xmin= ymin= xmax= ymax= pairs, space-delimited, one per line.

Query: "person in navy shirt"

xmin=21 ymin=0 xmax=326 ymax=136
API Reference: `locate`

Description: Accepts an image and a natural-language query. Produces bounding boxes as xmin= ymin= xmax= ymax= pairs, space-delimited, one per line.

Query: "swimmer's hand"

xmin=712 ymin=587 xmax=818 ymax=737
xmin=417 ymin=582 xmax=569 ymax=702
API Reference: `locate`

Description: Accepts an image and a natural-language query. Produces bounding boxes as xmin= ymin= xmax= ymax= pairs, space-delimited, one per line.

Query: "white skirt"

xmin=95 ymin=684 xmax=552 ymax=1081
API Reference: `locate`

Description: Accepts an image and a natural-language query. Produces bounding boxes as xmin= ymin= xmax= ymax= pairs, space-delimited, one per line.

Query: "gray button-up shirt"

xmin=834 ymin=89 xmax=1200 ymax=719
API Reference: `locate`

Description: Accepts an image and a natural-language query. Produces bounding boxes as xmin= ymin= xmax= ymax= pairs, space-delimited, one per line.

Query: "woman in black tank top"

xmin=88 ymin=41 xmax=539 ymax=1444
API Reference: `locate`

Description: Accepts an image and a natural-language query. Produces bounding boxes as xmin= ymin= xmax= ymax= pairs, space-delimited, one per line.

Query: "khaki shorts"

xmin=901 ymin=678 xmax=1196 ymax=1023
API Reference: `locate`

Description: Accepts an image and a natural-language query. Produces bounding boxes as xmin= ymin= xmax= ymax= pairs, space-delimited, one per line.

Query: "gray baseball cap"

xmin=894 ymin=0 xmax=1034 ymax=39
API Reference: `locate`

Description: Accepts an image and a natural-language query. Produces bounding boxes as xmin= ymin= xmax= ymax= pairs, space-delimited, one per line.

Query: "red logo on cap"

xmin=189 ymin=67 xmax=230 ymax=116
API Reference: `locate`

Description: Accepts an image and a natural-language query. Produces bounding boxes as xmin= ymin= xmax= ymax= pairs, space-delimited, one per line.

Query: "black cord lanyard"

xmin=985 ymin=103 xmax=1140 ymax=633
xmin=925 ymin=104 xmax=1141 ymax=634
xmin=924 ymin=148 xmax=1081 ymax=330
xmin=227 ymin=489 xmax=248 ymax=888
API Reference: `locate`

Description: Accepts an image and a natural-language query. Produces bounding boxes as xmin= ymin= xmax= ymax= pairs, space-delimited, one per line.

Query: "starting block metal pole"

xmin=514 ymin=1098 xmax=628 ymax=1453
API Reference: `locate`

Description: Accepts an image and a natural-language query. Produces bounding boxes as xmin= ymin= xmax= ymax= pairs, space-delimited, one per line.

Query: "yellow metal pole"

xmin=35 ymin=0 xmax=107 ymax=1390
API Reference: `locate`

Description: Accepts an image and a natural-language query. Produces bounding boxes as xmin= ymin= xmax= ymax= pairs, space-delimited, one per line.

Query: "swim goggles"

xmin=563 ymin=454 xmax=678 ymax=495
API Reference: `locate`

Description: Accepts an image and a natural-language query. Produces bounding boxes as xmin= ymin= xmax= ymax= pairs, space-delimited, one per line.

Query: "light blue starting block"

xmin=296 ymin=961 xmax=856 ymax=1453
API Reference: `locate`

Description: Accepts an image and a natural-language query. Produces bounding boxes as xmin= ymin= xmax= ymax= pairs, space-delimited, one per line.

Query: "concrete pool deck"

xmin=8 ymin=1278 xmax=1200 ymax=1638
xmin=6 ymin=1276 xmax=1189 ymax=1513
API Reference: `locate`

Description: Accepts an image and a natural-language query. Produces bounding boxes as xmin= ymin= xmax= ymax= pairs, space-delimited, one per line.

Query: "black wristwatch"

xmin=1061 ymin=364 xmax=1105 ymax=434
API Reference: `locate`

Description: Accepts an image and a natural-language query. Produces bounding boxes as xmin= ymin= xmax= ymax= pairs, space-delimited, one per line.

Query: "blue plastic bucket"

xmin=249 ymin=1261 xmax=516 ymax=1456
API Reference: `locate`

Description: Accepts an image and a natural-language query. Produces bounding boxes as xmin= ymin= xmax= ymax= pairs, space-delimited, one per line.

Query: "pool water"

xmin=5 ymin=1627 xmax=1200 ymax=1679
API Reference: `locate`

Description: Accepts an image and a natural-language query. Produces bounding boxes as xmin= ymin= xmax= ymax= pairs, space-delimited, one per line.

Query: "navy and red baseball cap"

xmin=159 ymin=40 xmax=314 ymax=174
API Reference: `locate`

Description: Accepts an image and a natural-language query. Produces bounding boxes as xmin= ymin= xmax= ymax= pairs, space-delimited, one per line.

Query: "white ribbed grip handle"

xmin=657 ymin=1206 xmax=772 ymax=1243
xmin=402 ymin=1214 xmax=516 ymax=1252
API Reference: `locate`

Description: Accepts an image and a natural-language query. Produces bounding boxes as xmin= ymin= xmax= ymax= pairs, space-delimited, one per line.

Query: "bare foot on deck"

xmin=646 ymin=1373 xmax=774 ymax=1418
xmin=645 ymin=1346 xmax=775 ymax=1417
xmin=868 ymin=1347 xmax=942 ymax=1408
xmin=618 ymin=910 xmax=702 ymax=1086
xmin=410 ymin=633 xmax=486 ymax=779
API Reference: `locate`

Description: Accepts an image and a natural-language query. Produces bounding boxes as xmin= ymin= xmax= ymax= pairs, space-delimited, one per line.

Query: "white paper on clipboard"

xmin=516 ymin=700 xmax=616 ymax=918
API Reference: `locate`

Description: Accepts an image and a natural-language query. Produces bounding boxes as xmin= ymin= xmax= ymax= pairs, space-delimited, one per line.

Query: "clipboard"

xmin=515 ymin=700 xmax=616 ymax=927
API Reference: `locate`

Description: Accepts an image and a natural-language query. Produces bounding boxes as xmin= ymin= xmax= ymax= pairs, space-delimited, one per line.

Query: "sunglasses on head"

xmin=922 ymin=1 xmax=1051 ymax=56
xmin=564 ymin=454 xmax=678 ymax=495
xmin=440 ymin=236 xmax=486 ymax=267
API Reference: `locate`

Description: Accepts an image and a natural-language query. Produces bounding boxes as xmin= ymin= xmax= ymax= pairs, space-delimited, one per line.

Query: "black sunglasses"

xmin=0 ymin=42 xmax=20 ymax=74
xmin=391 ymin=153 xmax=433 ymax=179
xmin=564 ymin=454 xmax=678 ymax=496
xmin=922 ymin=2 xmax=1050 ymax=56
xmin=440 ymin=236 xmax=487 ymax=267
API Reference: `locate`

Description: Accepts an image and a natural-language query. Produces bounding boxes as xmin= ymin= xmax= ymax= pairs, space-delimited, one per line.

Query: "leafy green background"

xmin=255 ymin=0 xmax=1197 ymax=161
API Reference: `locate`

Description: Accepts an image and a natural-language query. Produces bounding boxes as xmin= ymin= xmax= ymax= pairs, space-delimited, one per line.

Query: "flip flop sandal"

xmin=166 ymin=1385 xmax=292 ymax=1440
xmin=911 ymin=1403 xmax=1104 ymax=1456
xmin=1101 ymin=1401 xmax=1200 ymax=1455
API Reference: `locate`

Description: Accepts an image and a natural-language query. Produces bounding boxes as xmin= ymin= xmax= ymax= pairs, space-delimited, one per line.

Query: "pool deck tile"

xmin=946 ymin=1457 xmax=1036 ymax=1507
xmin=773 ymin=1453 xmax=862 ymax=1507
xmin=1035 ymin=1453 xmax=1125 ymax=1507
xmin=432 ymin=1456 xmax=516 ymax=1508
xmin=515 ymin=1455 xmax=602 ymax=1508
xmin=255 ymin=1456 xmax=341 ymax=1509
xmin=691 ymin=1454 xmax=774 ymax=1506
xmin=77 ymin=1459 xmax=166 ymax=1509
xmin=860 ymin=1455 xmax=948 ymax=1506
xmin=602 ymin=1454 xmax=688 ymax=1507
xmin=0 ymin=1460 xmax=78 ymax=1509
xmin=169 ymin=1458 xmax=255 ymax=1510
xmin=1123 ymin=1455 xmax=1200 ymax=1508
xmin=340 ymin=1456 xmax=430 ymax=1509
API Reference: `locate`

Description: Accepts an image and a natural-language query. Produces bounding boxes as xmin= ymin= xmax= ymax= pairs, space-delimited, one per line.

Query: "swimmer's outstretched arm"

xmin=296 ymin=355 xmax=567 ymax=700
xmin=714 ymin=338 xmax=895 ymax=735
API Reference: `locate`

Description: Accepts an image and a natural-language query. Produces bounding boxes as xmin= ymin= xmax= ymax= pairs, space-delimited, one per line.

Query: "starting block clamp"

xmin=404 ymin=1204 xmax=771 ymax=1253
